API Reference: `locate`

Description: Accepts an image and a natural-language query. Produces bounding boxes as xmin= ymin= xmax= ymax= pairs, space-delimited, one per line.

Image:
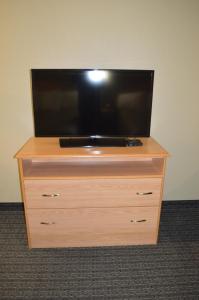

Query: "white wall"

xmin=0 ymin=0 xmax=199 ymax=202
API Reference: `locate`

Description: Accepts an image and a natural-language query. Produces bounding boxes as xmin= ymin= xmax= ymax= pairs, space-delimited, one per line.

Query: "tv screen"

xmin=31 ymin=69 xmax=154 ymax=137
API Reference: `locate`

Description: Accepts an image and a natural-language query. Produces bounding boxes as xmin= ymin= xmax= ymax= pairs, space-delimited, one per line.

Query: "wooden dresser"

xmin=15 ymin=137 xmax=169 ymax=248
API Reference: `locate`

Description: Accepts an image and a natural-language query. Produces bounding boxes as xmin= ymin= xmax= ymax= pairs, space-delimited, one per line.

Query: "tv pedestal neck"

xmin=15 ymin=137 xmax=169 ymax=248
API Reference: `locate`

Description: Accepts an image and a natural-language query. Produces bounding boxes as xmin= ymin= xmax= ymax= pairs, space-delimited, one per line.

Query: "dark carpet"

xmin=0 ymin=201 xmax=199 ymax=300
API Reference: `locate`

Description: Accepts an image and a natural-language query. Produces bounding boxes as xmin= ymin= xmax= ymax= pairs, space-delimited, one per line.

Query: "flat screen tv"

xmin=31 ymin=69 xmax=154 ymax=138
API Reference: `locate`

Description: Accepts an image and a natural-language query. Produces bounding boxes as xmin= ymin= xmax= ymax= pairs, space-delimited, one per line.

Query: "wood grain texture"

xmin=24 ymin=178 xmax=162 ymax=209
xmin=22 ymin=158 xmax=164 ymax=179
xmin=154 ymin=158 xmax=168 ymax=241
xmin=15 ymin=137 xmax=168 ymax=248
xmin=15 ymin=137 xmax=169 ymax=159
xmin=27 ymin=207 xmax=159 ymax=248
xmin=17 ymin=159 xmax=32 ymax=248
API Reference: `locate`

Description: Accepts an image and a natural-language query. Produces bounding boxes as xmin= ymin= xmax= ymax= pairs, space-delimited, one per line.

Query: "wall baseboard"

xmin=0 ymin=203 xmax=24 ymax=210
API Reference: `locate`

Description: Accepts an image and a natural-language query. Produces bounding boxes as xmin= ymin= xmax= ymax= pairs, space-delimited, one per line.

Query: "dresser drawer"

xmin=27 ymin=206 xmax=159 ymax=248
xmin=24 ymin=178 xmax=162 ymax=209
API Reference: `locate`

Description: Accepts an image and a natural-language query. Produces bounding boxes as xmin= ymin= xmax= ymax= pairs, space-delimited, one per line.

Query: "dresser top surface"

xmin=15 ymin=137 xmax=169 ymax=159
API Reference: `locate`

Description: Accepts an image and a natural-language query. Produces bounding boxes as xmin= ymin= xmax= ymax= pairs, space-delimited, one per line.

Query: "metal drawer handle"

xmin=42 ymin=193 xmax=60 ymax=197
xmin=136 ymin=192 xmax=153 ymax=195
xmin=40 ymin=222 xmax=55 ymax=225
xmin=130 ymin=219 xmax=146 ymax=223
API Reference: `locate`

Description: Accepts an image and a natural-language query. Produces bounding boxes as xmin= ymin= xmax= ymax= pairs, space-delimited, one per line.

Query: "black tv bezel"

xmin=31 ymin=68 xmax=154 ymax=138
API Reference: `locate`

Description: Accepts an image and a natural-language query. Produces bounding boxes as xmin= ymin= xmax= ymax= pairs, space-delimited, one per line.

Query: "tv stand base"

xmin=59 ymin=137 xmax=143 ymax=148
xmin=15 ymin=137 xmax=168 ymax=248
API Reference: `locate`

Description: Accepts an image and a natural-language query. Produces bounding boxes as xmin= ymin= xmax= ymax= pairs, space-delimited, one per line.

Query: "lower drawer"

xmin=27 ymin=206 xmax=159 ymax=248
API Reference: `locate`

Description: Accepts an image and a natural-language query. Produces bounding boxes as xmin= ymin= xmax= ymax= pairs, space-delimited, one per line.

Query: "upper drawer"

xmin=24 ymin=178 xmax=162 ymax=209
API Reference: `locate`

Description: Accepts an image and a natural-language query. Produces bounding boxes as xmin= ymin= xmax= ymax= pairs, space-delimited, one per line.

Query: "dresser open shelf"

xmin=22 ymin=157 xmax=164 ymax=179
xmin=15 ymin=137 xmax=169 ymax=248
